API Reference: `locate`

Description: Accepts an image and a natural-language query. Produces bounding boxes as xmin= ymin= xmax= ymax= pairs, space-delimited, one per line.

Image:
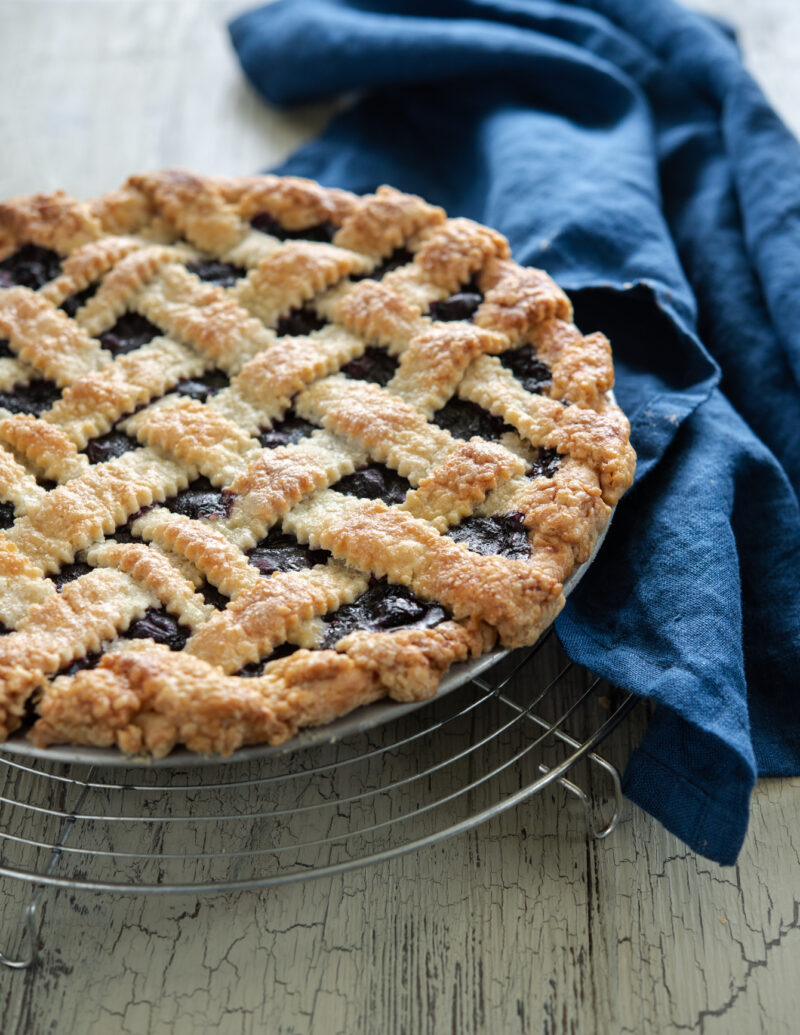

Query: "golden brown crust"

xmin=401 ymin=440 xmax=526 ymax=530
xmin=415 ymin=218 xmax=510 ymax=293
xmin=0 ymin=568 xmax=152 ymax=739
xmin=235 ymin=242 xmax=371 ymax=326
xmin=0 ymin=168 xmax=635 ymax=757
xmin=0 ymin=414 xmax=88 ymax=483
xmin=389 ymin=322 xmax=508 ymax=416
xmin=229 ymin=175 xmax=357 ymax=230
xmin=45 ymin=337 xmax=205 ymax=448
xmin=30 ymin=644 xmax=385 ymax=758
xmin=338 ymin=617 xmax=495 ymax=702
xmin=185 ymin=562 xmax=367 ymax=672
xmin=333 ymin=185 xmax=445 ymax=259
xmin=334 ymin=279 xmax=425 ymax=348
xmin=476 ymin=258 xmax=572 ymax=340
xmin=0 ymin=190 xmax=102 ymax=261
xmin=0 ymin=288 xmax=107 ymax=384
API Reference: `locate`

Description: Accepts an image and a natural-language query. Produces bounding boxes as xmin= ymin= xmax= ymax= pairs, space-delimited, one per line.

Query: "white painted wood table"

xmin=0 ymin=2 xmax=798 ymax=1032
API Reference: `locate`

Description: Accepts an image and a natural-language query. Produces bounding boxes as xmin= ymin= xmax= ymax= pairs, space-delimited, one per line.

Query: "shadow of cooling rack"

xmin=0 ymin=630 xmax=636 ymax=969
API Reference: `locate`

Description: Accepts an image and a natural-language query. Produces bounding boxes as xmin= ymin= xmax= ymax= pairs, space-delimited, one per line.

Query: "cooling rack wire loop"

xmin=0 ymin=631 xmax=636 ymax=970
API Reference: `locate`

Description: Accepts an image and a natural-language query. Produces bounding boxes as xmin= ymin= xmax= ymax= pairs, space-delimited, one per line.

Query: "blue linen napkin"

xmin=229 ymin=0 xmax=800 ymax=864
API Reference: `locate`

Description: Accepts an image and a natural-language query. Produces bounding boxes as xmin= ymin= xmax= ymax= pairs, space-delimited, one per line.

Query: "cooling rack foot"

xmin=0 ymin=895 xmax=40 ymax=970
xmin=538 ymin=764 xmax=624 ymax=840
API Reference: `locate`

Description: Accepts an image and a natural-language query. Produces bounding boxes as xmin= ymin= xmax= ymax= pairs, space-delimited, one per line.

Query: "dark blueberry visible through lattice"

xmin=198 ymin=580 xmax=229 ymax=611
xmin=501 ymin=345 xmax=553 ymax=395
xmin=334 ymin=464 xmax=410 ymax=506
xmin=185 ymin=260 xmax=246 ymax=288
xmin=432 ymin=397 xmax=512 ymax=441
xmin=340 ymin=347 xmax=398 ymax=387
xmin=85 ymin=431 xmax=139 ymax=465
xmin=60 ymin=652 xmax=102 ymax=677
xmin=122 ymin=607 xmax=189 ymax=651
xmin=529 ymin=447 xmax=561 ymax=480
xmin=258 ymin=414 xmax=317 ymax=449
xmin=250 ymin=213 xmax=335 ymax=243
xmin=112 ymin=505 xmax=153 ymax=544
xmin=52 ymin=562 xmax=93 ymax=592
xmin=166 ymin=477 xmax=234 ymax=521
xmin=275 ymin=306 xmax=327 ymax=337
xmin=429 ymin=291 xmax=483 ymax=322
xmin=0 ymin=501 xmax=15 ymax=529
xmin=0 ymin=339 xmax=14 ymax=359
xmin=0 ymin=379 xmax=61 ymax=417
xmin=60 ymin=283 xmax=98 ymax=318
xmin=351 ymin=247 xmax=413 ymax=282
xmin=175 ymin=369 xmax=228 ymax=402
xmin=238 ymin=642 xmax=300 ymax=677
xmin=447 ymin=512 xmax=530 ymax=560
xmin=0 ymin=244 xmax=61 ymax=290
xmin=0 ymin=622 xmax=9 ymax=637
xmin=98 ymin=313 xmax=161 ymax=356
xmin=248 ymin=527 xmax=329 ymax=577
xmin=321 ymin=579 xmax=447 ymax=648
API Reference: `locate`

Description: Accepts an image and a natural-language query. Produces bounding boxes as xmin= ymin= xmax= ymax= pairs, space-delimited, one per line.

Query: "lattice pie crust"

xmin=0 ymin=170 xmax=635 ymax=757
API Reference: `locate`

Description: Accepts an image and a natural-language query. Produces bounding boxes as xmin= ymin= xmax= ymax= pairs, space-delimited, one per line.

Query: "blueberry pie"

xmin=0 ymin=170 xmax=635 ymax=757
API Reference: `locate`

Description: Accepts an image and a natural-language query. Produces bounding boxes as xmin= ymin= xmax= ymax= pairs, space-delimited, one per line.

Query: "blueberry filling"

xmin=166 ymin=477 xmax=235 ymax=521
xmin=0 ymin=501 xmax=15 ymax=529
xmin=60 ymin=652 xmax=102 ymax=677
xmin=56 ymin=610 xmax=190 ymax=679
xmin=351 ymin=247 xmax=413 ymax=282
xmin=275 ymin=306 xmax=327 ymax=337
xmin=0 ymin=379 xmax=61 ymax=417
xmin=198 ymin=580 xmax=229 ymax=611
xmin=175 ymin=369 xmax=228 ymax=402
xmin=248 ymin=527 xmax=329 ymax=577
xmin=429 ymin=291 xmax=483 ymax=322
xmin=250 ymin=213 xmax=335 ymax=243
xmin=98 ymin=313 xmax=161 ymax=356
xmin=237 ymin=642 xmax=300 ymax=677
xmin=185 ymin=260 xmax=246 ymax=288
xmin=321 ymin=578 xmax=447 ymax=648
xmin=501 ymin=345 xmax=552 ymax=394
xmin=60 ymin=283 xmax=98 ymax=318
xmin=447 ymin=512 xmax=530 ymax=560
xmin=0 ymin=340 xmax=13 ymax=359
xmin=111 ymin=505 xmax=153 ymax=544
xmin=51 ymin=562 xmax=94 ymax=592
xmin=85 ymin=431 xmax=139 ymax=464
xmin=432 ymin=397 xmax=513 ymax=441
xmin=529 ymin=447 xmax=561 ymax=479
xmin=0 ymin=244 xmax=61 ymax=290
xmin=333 ymin=463 xmax=410 ymax=506
xmin=340 ymin=347 xmax=398 ymax=387
xmin=121 ymin=607 xmax=190 ymax=651
xmin=258 ymin=413 xmax=317 ymax=449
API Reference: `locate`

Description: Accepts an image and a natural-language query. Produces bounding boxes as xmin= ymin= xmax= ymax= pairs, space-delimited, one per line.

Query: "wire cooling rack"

xmin=0 ymin=631 xmax=635 ymax=970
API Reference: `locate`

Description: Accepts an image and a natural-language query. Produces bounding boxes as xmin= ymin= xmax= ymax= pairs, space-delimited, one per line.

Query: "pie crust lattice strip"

xmin=0 ymin=170 xmax=635 ymax=758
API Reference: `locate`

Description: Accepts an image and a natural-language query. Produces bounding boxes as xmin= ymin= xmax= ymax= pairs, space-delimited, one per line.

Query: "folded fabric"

xmin=229 ymin=0 xmax=800 ymax=864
